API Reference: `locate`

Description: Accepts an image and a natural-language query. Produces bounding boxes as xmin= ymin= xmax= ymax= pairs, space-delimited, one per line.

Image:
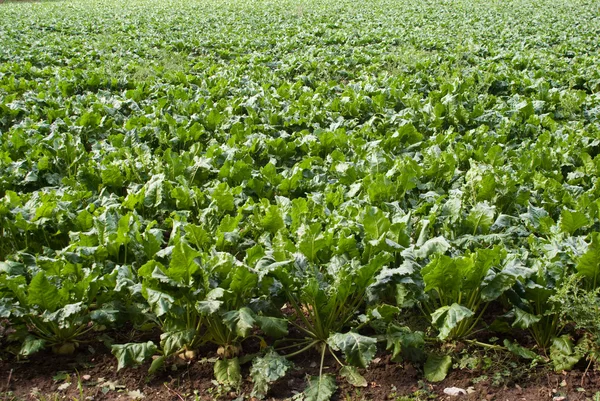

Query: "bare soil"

xmin=1 ymin=340 xmax=599 ymax=401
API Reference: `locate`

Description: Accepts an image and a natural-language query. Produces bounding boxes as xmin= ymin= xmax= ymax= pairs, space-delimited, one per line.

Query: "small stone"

xmin=553 ymin=397 xmax=566 ymax=401
xmin=82 ymin=375 xmax=91 ymax=381
xmin=443 ymin=387 xmax=467 ymax=396
xmin=560 ymin=380 xmax=567 ymax=387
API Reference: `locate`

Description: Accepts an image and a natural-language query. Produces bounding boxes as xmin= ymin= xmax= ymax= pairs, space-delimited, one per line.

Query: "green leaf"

xmin=550 ymin=335 xmax=582 ymax=372
xmin=385 ymin=324 xmax=425 ymax=363
xmin=184 ymin=224 xmax=211 ymax=249
xmin=250 ymin=349 xmax=292 ymax=399
xmin=143 ymin=174 xmax=165 ymax=208
xmin=414 ymin=237 xmax=451 ymax=259
xmin=28 ymin=272 xmax=60 ymax=312
xmin=254 ymin=257 xmax=293 ymax=281
xmin=503 ymin=339 xmax=537 ymax=360
xmin=304 ymin=374 xmax=337 ymax=401
xmin=465 ymin=202 xmax=495 ymax=234
xmin=512 ymin=307 xmax=541 ymax=329
xmin=148 ymin=355 xmax=165 ymax=374
xmin=298 ymin=223 xmax=327 ymax=262
xmin=169 ymin=240 xmax=200 ymax=283
xmin=339 ymin=366 xmax=367 ymax=387
xmin=521 ymin=204 xmax=553 ymax=234
xmin=212 ymin=182 xmax=235 ymax=212
xmin=368 ymin=304 xmax=401 ymax=322
xmin=223 ymin=307 xmax=256 ymax=338
xmin=327 ymin=332 xmax=377 ymax=368
xmin=229 ymin=266 xmax=258 ymax=297
xmin=143 ymin=287 xmax=175 ymax=317
xmin=424 ymin=354 xmax=452 ymax=382
xmin=196 ymin=299 xmax=223 ymax=315
xmin=196 ymin=288 xmax=225 ymax=315
xmin=205 ymin=109 xmax=223 ymax=131
xmin=111 ymin=341 xmax=157 ymax=371
xmin=430 ymin=303 xmax=474 ymax=340
xmin=262 ymin=205 xmax=285 ymax=234
xmin=255 ymin=316 xmax=288 ymax=338
xmin=559 ymin=209 xmax=588 ymax=234
xmin=481 ymin=258 xmax=531 ymax=301
xmin=19 ymin=335 xmax=46 ymax=357
xmin=363 ymin=206 xmax=390 ymax=239
xmin=577 ymin=233 xmax=600 ymax=288
xmin=160 ymin=329 xmax=196 ymax=356
xmin=422 ymin=255 xmax=461 ymax=295
xmin=42 ymin=302 xmax=85 ymax=328
xmin=214 ymin=358 xmax=242 ymax=386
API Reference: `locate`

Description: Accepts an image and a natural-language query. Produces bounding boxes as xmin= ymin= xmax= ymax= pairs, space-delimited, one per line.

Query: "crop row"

xmin=1 ymin=0 xmax=600 ymax=399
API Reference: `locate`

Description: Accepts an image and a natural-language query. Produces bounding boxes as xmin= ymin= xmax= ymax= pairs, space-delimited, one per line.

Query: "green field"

xmin=1 ymin=0 xmax=600 ymax=398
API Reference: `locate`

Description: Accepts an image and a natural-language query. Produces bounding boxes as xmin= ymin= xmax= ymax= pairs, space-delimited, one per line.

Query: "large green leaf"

xmin=223 ymin=307 xmax=256 ymax=338
xmin=339 ymin=366 xmax=367 ymax=387
xmin=504 ymin=339 xmax=537 ymax=360
xmin=465 ymin=202 xmax=495 ymax=234
xmin=298 ymin=223 xmax=327 ymax=262
xmin=559 ymin=209 xmax=588 ymax=234
xmin=168 ymin=240 xmax=201 ymax=283
xmin=327 ymin=332 xmax=377 ymax=368
xmin=28 ymin=273 xmax=60 ymax=312
xmin=385 ymin=324 xmax=425 ymax=363
xmin=160 ymin=329 xmax=196 ymax=356
xmin=250 ymin=349 xmax=292 ymax=399
xmin=261 ymin=204 xmax=285 ymax=234
xmin=512 ymin=307 xmax=541 ymax=329
xmin=111 ymin=341 xmax=157 ymax=371
xmin=577 ymin=233 xmax=600 ymax=288
xmin=550 ymin=336 xmax=582 ymax=372
xmin=255 ymin=315 xmax=288 ymax=338
xmin=214 ymin=358 xmax=242 ymax=386
xmin=421 ymin=255 xmax=461 ymax=295
xmin=424 ymin=354 xmax=452 ymax=382
xmin=363 ymin=206 xmax=390 ymax=239
xmin=430 ymin=303 xmax=474 ymax=340
xmin=143 ymin=287 xmax=175 ymax=317
xmin=19 ymin=335 xmax=46 ymax=357
xmin=304 ymin=374 xmax=337 ymax=401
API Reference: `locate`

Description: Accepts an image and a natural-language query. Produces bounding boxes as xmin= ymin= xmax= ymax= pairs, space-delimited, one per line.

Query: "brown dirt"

xmin=1 ymin=342 xmax=600 ymax=401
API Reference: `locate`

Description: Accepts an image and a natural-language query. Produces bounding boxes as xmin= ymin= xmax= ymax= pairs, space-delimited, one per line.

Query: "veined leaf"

xmin=28 ymin=273 xmax=60 ymax=312
xmin=430 ymin=303 xmax=474 ymax=340
xmin=304 ymin=374 xmax=337 ymax=401
xmin=19 ymin=335 xmax=46 ymax=357
xmin=340 ymin=366 xmax=367 ymax=387
xmin=160 ymin=329 xmax=196 ymax=356
xmin=327 ymin=332 xmax=377 ymax=368
xmin=559 ymin=209 xmax=588 ymax=234
xmin=512 ymin=307 xmax=541 ymax=329
xmin=363 ymin=206 xmax=390 ymax=239
xmin=550 ymin=335 xmax=582 ymax=372
xmin=250 ymin=349 xmax=292 ymax=399
xmin=504 ymin=339 xmax=537 ymax=360
xmin=111 ymin=341 xmax=157 ymax=371
xmin=255 ymin=315 xmax=288 ymax=338
xmin=214 ymin=358 xmax=242 ymax=386
xmin=424 ymin=354 xmax=452 ymax=382
xmin=223 ymin=307 xmax=256 ymax=338
xmin=577 ymin=233 xmax=600 ymax=288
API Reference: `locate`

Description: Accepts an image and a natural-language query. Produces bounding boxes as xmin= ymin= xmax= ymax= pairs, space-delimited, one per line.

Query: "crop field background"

xmin=1 ymin=0 xmax=600 ymax=399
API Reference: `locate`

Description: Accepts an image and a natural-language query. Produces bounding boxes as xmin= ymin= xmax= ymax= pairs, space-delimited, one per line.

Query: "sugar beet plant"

xmin=1 ymin=0 xmax=600 ymax=398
